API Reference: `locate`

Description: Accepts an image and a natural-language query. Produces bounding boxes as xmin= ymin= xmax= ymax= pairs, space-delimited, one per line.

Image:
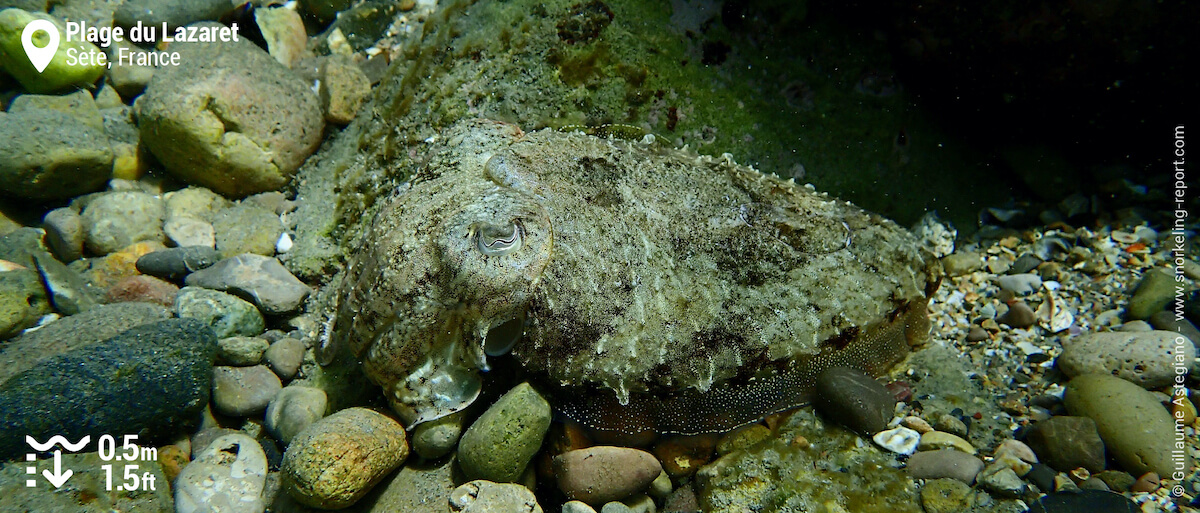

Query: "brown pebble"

xmin=105 ymin=274 xmax=179 ymax=307
xmin=1130 ymin=472 xmax=1160 ymax=493
xmin=554 ymin=446 xmax=662 ymax=506
xmin=966 ymin=326 xmax=989 ymax=342
xmin=998 ymin=301 xmax=1036 ymax=328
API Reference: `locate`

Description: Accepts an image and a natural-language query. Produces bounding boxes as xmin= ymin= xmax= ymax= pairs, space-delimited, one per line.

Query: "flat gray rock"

xmin=186 ymin=253 xmax=310 ymax=315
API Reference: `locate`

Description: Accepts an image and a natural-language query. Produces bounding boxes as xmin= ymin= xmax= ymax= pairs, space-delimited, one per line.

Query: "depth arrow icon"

xmin=42 ymin=451 xmax=71 ymax=488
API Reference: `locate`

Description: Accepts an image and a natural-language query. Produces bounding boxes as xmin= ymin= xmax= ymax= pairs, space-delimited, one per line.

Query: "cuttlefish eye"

xmin=473 ymin=220 xmax=523 ymax=256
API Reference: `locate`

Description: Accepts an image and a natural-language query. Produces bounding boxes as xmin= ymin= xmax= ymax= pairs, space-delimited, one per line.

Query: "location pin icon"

xmin=21 ymin=20 xmax=60 ymax=73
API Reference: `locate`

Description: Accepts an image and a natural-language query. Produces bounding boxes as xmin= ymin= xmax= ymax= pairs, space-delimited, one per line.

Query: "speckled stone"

xmin=217 ymin=336 xmax=269 ymax=366
xmin=412 ymin=409 xmax=467 ymax=460
xmin=1057 ymin=330 xmax=1196 ymax=389
xmin=905 ymin=449 xmax=984 ymax=484
xmin=175 ymin=286 xmax=265 ymax=338
xmin=263 ymin=337 xmax=305 ymax=380
xmin=211 ymin=365 xmax=282 ymax=416
xmin=81 ymin=191 xmax=165 ymax=256
xmin=281 ymin=407 xmax=409 ymax=509
xmin=212 ymin=205 xmax=284 ymax=258
xmin=457 ymin=383 xmax=551 ymax=483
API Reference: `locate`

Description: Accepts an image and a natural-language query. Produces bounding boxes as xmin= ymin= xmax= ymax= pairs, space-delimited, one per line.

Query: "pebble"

xmin=1025 ymin=462 xmax=1057 ymax=492
xmin=265 ymin=385 xmax=328 ymax=445
xmin=136 ymin=246 xmax=223 ymax=280
xmin=919 ymin=478 xmax=975 ymax=513
xmin=1078 ymin=477 xmax=1110 ymax=491
xmin=281 ymin=407 xmax=409 ymax=509
xmin=1010 ymin=254 xmax=1043 ymax=275
xmin=411 ymin=409 xmax=466 ymax=459
xmin=1023 ymin=415 xmax=1105 ymax=472
xmin=80 ymin=191 xmax=166 ymax=256
xmin=217 ymin=336 xmax=270 ymax=366
xmin=1094 ymin=470 xmax=1135 ymax=492
xmin=264 ymin=337 xmax=305 ymax=380
xmin=164 ymin=216 xmax=217 ymax=248
xmin=0 ymin=319 xmax=216 ymax=460
xmin=42 ymin=207 xmax=84 ymax=262
xmin=563 ymin=500 xmax=599 ymax=513
xmin=965 ymin=325 xmax=989 ymax=342
xmin=185 ymin=253 xmax=311 ymax=315
xmin=918 ymin=431 xmax=976 ymax=454
xmin=0 ymin=105 xmax=110 ymax=201
xmin=0 ymin=9 xmax=106 ymax=93
xmin=994 ymin=439 xmax=1038 ymax=464
xmin=941 ymin=252 xmax=983 ymax=277
xmin=662 ymin=484 xmax=699 ymax=513
xmin=998 ymin=301 xmax=1037 ymax=328
xmin=1026 ymin=489 xmax=1138 ymax=513
xmin=212 ymin=365 xmax=282 ymax=416
xmin=175 ymin=433 xmax=268 ymax=513
xmin=647 ymin=470 xmax=672 ymax=500
xmin=1129 ymin=472 xmax=1160 ymax=493
xmin=931 ymin=412 xmax=969 ymax=438
xmin=977 ymin=462 xmax=1026 ymax=498
xmin=0 ymin=267 xmax=48 ymax=339
xmin=165 ymin=187 xmax=231 ymax=220
xmin=1149 ymin=310 xmax=1200 ymax=348
xmin=136 ymin=34 xmax=323 ymax=197
xmin=212 ymin=205 xmax=285 ymax=258
xmin=84 ymin=239 xmax=171 ymax=290
xmin=1127 ymin=268 xmax=1175 ymax=320
xmin=105 ymin=274 xmax=179 ymax=308
xmin=997 ymin=273 xmax=1042 ymax=295
xmin=254 ymin=6 xmax=307 ymax=67
xmin=902 ymin=415 xmax=933 ymax=434
xmin=175 ymin=286 xmax=265 ymax=338
xmin=600 ymin=494 xmax=655 ymax=513
xmin=320 ymin=55 xmax=372 ymax=124
xmin=905 ymin=449 xmax=985 ymax=484
xmin=448 ymin=480 xmax=543 ymax=513
xmin=1057 ymin=330 xmax=1195 ymax=389
xmin=554 ymin=446 xmax=662 ymax=506
xmin=1064 ymin=373 xmax=1177 ymax=476
xmin=812 ymin=366 xmax=897 ymax=436
xmin=458 ymin=382 xmax=552 ymax=483
xmin=872 ymin=426 xmax=920 ymax=455
xmin=32 ymin=251 xmax=98 ymax=314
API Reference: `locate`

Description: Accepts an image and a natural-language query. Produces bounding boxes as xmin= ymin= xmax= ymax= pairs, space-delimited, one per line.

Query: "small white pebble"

xmin=873 ymin=426 xmax=920 ymax=455
xmin=276 ymin=232 xmax=293 ymax=253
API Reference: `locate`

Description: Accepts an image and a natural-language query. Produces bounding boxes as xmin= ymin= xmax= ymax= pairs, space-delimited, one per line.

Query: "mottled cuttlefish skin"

xmin=332 ymin=119 xmax=940 ymax=433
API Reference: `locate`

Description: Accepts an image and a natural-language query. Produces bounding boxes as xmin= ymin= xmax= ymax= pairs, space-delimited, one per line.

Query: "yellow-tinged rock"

xmin=281 ymin=407 xmax=409 ymax=509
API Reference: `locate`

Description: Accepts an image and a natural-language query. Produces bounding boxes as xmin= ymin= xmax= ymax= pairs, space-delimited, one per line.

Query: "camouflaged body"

xmin=332 ymin=119 xmax=939 ymax=433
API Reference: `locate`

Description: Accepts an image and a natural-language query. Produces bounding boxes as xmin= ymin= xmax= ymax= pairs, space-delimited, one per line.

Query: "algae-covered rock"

xmin=457 ymin=383 xmax=552 ymax=483
xmin=0 ymin=8 xmax=105 ymax=93
xmin=696 ymin=408 xmax=922 ymax=513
